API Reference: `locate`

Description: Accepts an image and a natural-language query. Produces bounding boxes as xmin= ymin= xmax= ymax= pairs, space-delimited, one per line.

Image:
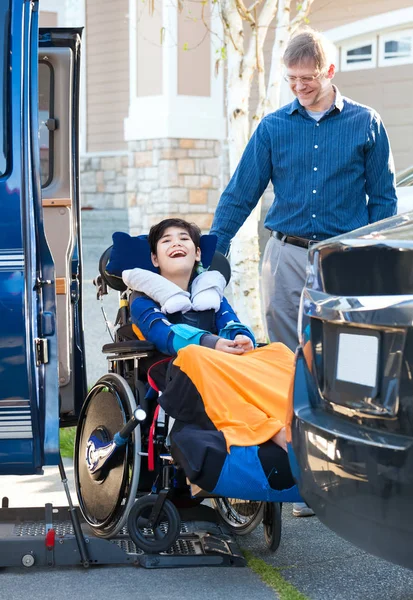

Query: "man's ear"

xmin=151 ymin=253 xmax=159 ymax=268
xmin=195 ymin=247 xmax=201 ymax=261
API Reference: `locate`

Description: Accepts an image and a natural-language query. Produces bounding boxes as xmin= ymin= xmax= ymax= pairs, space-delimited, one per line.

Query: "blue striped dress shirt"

xmin=211 ymin=88 xmax=397 ymax=254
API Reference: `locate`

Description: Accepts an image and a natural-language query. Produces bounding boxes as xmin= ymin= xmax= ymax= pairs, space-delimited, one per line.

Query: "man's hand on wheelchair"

xmin=215 ymin=335 xmax=254 ymax=355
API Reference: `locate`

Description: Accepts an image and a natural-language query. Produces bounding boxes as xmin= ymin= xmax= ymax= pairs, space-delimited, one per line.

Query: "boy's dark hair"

xmin=148 ymin=218 xmax=201 ymax=255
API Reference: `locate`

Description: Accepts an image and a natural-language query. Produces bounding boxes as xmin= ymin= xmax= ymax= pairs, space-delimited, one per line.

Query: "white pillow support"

xmin=122 ymin=268 xmax=227 ymax=314
xmin=122 ymin=268 xmax=191 ymax=314
xmin=191 ymin=271 xmax=226 ymax=312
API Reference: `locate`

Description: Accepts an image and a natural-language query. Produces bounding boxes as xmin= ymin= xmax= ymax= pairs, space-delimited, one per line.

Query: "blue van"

xmin=0 ymin=0 xmax=85 ymax=475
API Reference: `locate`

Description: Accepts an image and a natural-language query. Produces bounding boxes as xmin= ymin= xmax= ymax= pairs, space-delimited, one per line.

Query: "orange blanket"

xmin=174 ymin=342 xmax=294 ymax=450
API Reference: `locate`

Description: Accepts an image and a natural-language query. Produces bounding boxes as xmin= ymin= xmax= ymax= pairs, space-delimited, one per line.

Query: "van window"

xmin=38 ymin=61 xmax=54 ymax=187
xmin=0 ymin=1 xmax=10 ymax=176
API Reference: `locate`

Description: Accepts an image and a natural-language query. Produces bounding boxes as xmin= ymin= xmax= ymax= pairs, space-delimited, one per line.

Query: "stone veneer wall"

xmin=127 ymin=138 xmax=222 ymax=235
xmin=80 ymin=154 xmax=129 ymax=210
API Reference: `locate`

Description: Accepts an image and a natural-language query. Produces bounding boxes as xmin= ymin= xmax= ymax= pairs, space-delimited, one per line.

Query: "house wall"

xmin=308 ymin=0 xmax=413 ymax=31
xmin=77 ymin=0 xmax=412 ymax=217
xmin=177 ymin=0 xmax=211 ymax=97
xmin=137 ymin=0 xmax=162 ymax=97
xmin=80 ymin=0 xmax=224 ymax=215
xmin=127 ymin=139 xmax=221 ymax=235
xmin=85 ymin=0 xmax=129 ymax=152
xmin=334 ymin=66 xmax=413 ymax=171
xmin=79 ymin=0 xmax=130 ymax=210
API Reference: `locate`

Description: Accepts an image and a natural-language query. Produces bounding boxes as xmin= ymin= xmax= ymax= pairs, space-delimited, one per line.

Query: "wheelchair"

xmin=73 ymin=233 xmax=301 ymax=555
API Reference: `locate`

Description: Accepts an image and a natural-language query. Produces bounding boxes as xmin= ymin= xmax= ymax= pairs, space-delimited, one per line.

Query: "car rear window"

xmin=0 ymin=1 xmax=10 ymax=176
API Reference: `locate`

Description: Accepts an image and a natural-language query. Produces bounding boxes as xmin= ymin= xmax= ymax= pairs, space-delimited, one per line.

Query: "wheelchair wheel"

xmin=263 ymin=502 xmax=282 ymax=552
xmin=74 ymin=373 xmax=141 ymax=538
xmin=127 ymin=494 xmax=181 ymax=554
xmin=211 ymin=498 xmax=264 ymax=535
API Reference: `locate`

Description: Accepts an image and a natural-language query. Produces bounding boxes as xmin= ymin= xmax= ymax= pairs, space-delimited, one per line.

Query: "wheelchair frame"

xmin=72 ymin=247 xmax=284 ymax=556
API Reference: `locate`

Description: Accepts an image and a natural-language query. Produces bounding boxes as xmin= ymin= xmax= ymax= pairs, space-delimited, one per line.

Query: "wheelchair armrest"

xmin=102 ymin=340 xmax=156 ymax=354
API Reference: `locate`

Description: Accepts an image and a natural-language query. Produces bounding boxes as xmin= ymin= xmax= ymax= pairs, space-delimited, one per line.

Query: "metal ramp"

xmin=0 ymin=501 xmax=245 ymax=569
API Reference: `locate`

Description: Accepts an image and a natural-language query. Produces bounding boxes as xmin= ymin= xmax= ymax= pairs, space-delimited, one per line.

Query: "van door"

xmin=0 ymin=0 xmax=85 ymax=475
xmin=38 ymin=28 xmax=86 ymax=427
xmin=0 ymin=0 xmax=58 ymax=474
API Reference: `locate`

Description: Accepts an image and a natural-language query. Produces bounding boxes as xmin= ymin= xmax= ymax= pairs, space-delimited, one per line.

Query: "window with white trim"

xmin=341 ymin=39 xmax=377 ymax=71
xmin=379 ymin=30 xmax=413 ymax=67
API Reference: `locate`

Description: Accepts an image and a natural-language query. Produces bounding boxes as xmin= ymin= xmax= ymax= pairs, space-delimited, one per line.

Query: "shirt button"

xmin=312 ymin=214 xmax=316 ymax=218
xmin=312 ymin=190 xmax=316 ymax=194
xmin=314 ymin=167 xmax=318 ymax=171
xmin=316 ymin=123 xmax=320 ymax=127
xmin=314 ymin=145 xmax=318 ymax=149
xmin=313 ymin=235 xmax=317 ymax=239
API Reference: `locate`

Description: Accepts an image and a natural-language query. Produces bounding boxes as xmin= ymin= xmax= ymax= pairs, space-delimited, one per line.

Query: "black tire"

xmin=211 ymin=498 xmax=265 ymax=535
xmin=74 ymin=373 xmax=141 ymax=538
xmin=263 ymin=502 xmax=282 ymax=552
xmin=127 ymin=495 xmax=181 ymax=554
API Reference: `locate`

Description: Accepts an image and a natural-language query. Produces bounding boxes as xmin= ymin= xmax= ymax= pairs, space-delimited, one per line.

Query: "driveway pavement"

xmin=247 ymin=508 xmax=413 ymax=600
xmin=2 ymin=460 xmax=413 ymax=600
xmin=0 ymin=461 xmax=277 ymax=600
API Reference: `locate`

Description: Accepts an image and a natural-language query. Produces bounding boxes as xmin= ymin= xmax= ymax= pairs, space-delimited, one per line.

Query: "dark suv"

xmin=289 ymin=211 xmax=413 ymax=570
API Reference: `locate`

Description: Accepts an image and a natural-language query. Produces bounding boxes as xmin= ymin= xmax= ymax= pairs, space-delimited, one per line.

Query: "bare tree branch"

xmin=290 ymin=0 xmax=314 ymax=35
xmin=246 ymin=0 xmax=264 ymax=13
xmin=234 ymin=0 xmax=256 ymax=24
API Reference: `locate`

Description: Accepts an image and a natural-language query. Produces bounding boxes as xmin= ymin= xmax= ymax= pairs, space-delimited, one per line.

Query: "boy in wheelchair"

xmin=122 ymin=218 xmax=300 ymax=492
xmin=75 ymin=217 xmax=302 ymax=554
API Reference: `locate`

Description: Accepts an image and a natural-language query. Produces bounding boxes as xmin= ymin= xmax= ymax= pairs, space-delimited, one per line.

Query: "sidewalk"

xmin=1 ymin=458 xmax=75 ymax=508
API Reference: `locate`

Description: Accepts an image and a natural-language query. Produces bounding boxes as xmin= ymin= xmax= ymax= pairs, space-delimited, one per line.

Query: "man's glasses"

xmin=283 ymin=72 xmax=324 ymax=84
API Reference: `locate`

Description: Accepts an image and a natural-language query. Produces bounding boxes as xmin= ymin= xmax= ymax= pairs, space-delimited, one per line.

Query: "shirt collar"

xmin=287 ymin=86 xmax=344 ymax=116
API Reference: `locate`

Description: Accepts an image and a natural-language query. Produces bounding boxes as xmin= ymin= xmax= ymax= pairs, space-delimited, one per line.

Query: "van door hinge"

xmin=35 ymin=338 xmax=49 ymax=366
xmin=34 ymin=277 xmax=52 ymax=292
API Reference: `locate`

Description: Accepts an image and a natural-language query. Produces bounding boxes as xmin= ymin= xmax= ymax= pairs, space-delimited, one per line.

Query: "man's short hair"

xmin=148 ymin=218 xmax=201 ymax=255
xmin=283 ymin=28 xmax=336 ymax=72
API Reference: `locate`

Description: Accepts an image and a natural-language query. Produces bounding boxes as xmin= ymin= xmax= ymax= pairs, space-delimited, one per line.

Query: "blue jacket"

xmin=130 ymin=295 xmax=255 ymax=355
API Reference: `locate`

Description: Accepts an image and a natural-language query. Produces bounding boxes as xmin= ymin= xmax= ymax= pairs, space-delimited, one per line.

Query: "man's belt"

xmin=271 ymin=231 xmax=319 ymax=249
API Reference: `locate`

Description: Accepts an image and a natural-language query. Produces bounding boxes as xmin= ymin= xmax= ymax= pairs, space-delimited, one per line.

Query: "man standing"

xmin=210 ymin=28 xmax=397 ymax=516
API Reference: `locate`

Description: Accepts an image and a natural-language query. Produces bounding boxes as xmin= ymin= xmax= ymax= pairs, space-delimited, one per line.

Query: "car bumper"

xmin=289 ymin=347 xmax=413 ymax=570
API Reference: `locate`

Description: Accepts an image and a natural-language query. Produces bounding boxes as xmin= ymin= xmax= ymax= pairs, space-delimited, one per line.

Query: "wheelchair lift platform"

xmin=0 ymin=501 xmax=245 ymax=569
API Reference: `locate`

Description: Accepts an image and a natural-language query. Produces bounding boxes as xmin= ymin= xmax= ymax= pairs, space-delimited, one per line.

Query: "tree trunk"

xmin=218 ymin=0 xmax=314 ymax=340
xmin=222 ymin=3 xmax=266 ymax=338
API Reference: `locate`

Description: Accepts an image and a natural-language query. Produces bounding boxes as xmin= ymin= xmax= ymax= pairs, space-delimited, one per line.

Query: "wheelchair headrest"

xmin=100 ymin=232 xmax=231 ymax=293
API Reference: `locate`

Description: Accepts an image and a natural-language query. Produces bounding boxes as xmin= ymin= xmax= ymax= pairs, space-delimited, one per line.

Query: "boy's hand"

xmin=215 ymin=338 xmax=246 ymax=354
xmin=234 ymin=334 xmax=254 ymax=352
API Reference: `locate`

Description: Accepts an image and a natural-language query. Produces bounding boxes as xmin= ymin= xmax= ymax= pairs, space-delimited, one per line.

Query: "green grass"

xmin=60 ymin=427 xmax=76 ymax=459
xmin=243 ymin=549 xmax=308 ymax=600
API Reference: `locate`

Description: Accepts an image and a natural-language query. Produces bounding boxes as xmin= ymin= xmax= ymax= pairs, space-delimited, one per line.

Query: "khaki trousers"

xmin=261 ymin=234 xmax=309 ymax=352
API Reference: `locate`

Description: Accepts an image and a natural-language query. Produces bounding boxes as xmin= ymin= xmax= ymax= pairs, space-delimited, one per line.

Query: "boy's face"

xmin=151 ymin=226 xmax=201 ymax=277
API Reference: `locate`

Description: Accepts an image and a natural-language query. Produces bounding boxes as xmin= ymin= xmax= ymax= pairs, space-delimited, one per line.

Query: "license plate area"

xmin=323 ymin=325 xmax=381 ymax=408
